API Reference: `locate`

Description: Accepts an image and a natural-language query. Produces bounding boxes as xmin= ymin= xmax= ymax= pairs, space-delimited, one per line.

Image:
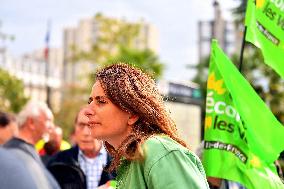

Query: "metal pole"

xmin=45 ymin=55 xmax=51 ymax=108
xmin=238 ymin=26 xmax=247 ymax=72
xmin=45 ymin=21 xmax=51 ymax=109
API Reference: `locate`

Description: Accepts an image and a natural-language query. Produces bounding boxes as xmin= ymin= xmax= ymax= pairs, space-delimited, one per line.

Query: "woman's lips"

xmin=88 ymin=121 xmax=100 ymax=126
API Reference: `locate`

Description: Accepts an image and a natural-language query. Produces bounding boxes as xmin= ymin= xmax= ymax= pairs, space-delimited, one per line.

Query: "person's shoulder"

xmin=3 ymin=137 xmax=36 ymax=157
xmin=3 ymin=137 xmax=21 ymax=148
xmin=48 ymin=145 xmax=78 ymax=166
xmin=0 ymin=148 xmax=38 ymax=189
xmin=143 ymin=135 xmax=207 ymax=182
xmin=142 ymin=135 xmax=181 ymax=164
xmin=56 ymin=146 xmax=77 ymax=156
xmin=143 ymin=135 xmax=201 ymax=167
xmin=143 ymin=135 xmax=188 ymax=154
xmin=0 ymin=148 xmax=17 ymax=162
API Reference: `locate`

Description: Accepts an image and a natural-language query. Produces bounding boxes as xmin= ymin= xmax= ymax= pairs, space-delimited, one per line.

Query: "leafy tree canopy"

xmin=72 ymin=13 xmax=164 ymax=79
xmin=0 ymin=68 xmax=29 ymax=113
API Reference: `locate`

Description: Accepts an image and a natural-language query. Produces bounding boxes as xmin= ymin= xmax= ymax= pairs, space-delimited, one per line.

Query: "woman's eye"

xmin=88 ymin=97 xmax=93 ymax=104
xmin=96 ymin=99 xmax=106 ymax=104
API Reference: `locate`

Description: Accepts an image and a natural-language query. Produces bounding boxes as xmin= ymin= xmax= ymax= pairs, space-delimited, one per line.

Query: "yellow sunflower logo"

xmin=207 ymin=72 xmax=226 ymax=95
xmin=256 ymin=0 xmax=265 ymax=9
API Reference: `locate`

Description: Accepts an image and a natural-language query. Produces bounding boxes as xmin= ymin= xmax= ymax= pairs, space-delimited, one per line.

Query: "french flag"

xmin=44 ymin=21 xmax=50 ymax=60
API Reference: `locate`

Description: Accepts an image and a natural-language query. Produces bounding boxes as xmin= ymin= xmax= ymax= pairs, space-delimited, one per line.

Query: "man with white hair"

xmin=4 ymin=101 xmax=60 ymax=189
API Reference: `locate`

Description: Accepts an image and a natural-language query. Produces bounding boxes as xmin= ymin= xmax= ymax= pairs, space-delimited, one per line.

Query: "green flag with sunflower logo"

xmin=202 ymin=40 xmax=284 ymax=189
xmin=245 ymin=0 xmax=284 ymax=78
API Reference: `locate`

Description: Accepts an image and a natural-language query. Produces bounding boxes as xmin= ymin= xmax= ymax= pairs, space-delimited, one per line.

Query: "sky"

xmin=0 ymin=0 xmax=237 ymax=81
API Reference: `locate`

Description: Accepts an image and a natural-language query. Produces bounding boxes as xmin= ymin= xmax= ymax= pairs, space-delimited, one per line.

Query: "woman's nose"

xmin=84 ymin=106 xmax=94 ymax=117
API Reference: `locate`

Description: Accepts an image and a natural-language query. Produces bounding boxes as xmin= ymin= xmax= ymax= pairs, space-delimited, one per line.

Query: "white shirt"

xmin=78 ymin=147 xmax=108 ymax=189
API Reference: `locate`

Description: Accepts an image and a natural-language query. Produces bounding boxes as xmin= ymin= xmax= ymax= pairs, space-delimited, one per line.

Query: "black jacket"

xmin=47 ymin=145 xmax=115 ymax=189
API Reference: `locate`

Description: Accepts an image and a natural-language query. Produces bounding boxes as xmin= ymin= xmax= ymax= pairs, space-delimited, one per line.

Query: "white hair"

xmin=55 ymin=126 xmax=62 ymax=136
xmin=17 ymin=101 xmax=53 ymax=128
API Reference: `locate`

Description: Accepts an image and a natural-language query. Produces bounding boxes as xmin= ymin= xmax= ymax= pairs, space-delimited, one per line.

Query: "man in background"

xmin=36 ymin=125 xmax=71 ymax=158
xmin=40 ymin=126 xmax=63 ymax=165
xmin=0 ymin=111 xmax=18 ymax=145
xmin=4 ymin=101 xmax=60 ymax=189
xmin=48 ymin=107 xmax=115 ymax=189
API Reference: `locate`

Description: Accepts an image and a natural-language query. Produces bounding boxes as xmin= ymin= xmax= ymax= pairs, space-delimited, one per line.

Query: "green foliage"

xmin=73 ymin=13 xmax=164 ymax=79
xmin=105 ymin=46 xmax=164 ymax=79
xmin=0 ymin=68 xmax=29 ymax=113
xmin=232 ymin=0 xmax=247 ymax=27
xmin=73 ymin=13 xmax=141 ymax=64
xmin=54 ymin=84 xmax=89 ymax=140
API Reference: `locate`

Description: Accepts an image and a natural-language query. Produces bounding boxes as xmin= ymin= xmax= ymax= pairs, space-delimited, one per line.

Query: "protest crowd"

xmin=1 ymin=0 xmax=284 ymax=188
xmin=1 ymin=62 xmax=283 ymax=189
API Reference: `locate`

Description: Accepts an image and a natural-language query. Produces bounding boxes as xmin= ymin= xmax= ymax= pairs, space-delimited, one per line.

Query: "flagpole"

xmin=238 ymin=26 xmax=247 ymax=72
xmin=45 ymin=20 xmax=51 ymax=109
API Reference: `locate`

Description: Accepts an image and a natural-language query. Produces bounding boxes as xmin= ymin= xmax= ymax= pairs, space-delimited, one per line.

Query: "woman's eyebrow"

xmin=94 ymin=95 xmax=109 ymax=100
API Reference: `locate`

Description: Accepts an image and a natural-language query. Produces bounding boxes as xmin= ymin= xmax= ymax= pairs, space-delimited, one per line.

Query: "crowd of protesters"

xmin=2 ymin=63 xmax=281 ymax=189
xmin=0 ymin=102 xmax=115 ymax=189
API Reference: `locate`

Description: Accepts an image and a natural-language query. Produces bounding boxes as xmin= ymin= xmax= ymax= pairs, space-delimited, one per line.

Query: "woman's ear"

xmin=128 ymin=114 xmax=139 ymax=125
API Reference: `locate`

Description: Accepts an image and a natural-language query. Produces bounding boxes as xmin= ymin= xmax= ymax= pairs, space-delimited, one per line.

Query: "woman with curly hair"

xmin=85 ymin=63 xmax=209 ymax=189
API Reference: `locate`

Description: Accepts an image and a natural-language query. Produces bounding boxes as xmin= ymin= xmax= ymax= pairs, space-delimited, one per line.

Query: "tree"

xmin=73 ymin=13 xmax=164 ymax=78
xmin=232 ymin=0 xmax=247 ymax=28
xmin=73 ymin=13 xmax=141 ymax=64
xmin=54 ymin=84 xmax=89 ymax=140
xmin=105 ymin=46 xmax=164 ymax=79
xmin=0 ymin=68 xmax=29 ymax=113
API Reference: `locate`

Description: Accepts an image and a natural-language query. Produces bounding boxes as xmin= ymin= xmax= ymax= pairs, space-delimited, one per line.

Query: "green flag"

xmin=245 ymin=0 xmax=284 ymax=78
xmin=202 ymin=40 xmax=284 ymax=189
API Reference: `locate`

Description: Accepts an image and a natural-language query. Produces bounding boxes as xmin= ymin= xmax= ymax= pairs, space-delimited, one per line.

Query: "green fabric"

xmin=245 ymin=0 xmax=284 ymax=78
xmin=202 ymin=40 xmax=284 ymax=189
xmin=116 ymin=135 xmax=209 ymax=189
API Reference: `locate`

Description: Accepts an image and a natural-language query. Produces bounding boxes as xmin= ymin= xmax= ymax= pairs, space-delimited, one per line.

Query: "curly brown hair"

xmin=95 ymin=63 xmax=187 ymax=171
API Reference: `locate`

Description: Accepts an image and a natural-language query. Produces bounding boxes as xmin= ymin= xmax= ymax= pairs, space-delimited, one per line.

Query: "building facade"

xmin=1 ymin=15 xmax=159 ymax=112
xmin=158 ymin=80 xmax=203 ymax=151
xmin=0 ymin=48 xmax=63 ymax=112
xmin=198 ymin=1 xmax=237 ymax=62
